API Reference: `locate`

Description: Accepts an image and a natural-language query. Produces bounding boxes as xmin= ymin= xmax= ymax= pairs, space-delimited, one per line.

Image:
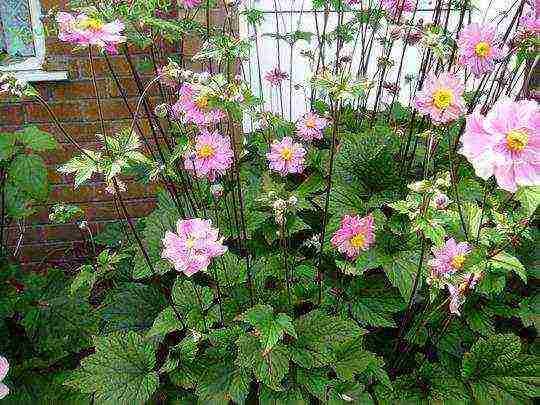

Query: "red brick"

xmin=25 ymin=101 xmax=82 ymax=123
xmin=0 ymin=104 xmax=25 ymax=125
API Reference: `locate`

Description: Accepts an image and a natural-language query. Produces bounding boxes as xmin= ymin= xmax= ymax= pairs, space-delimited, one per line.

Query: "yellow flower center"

xmin=280 ymin=147 xmax=293 ymax=161
xmin=432 ymin=88 xmax=454 ymax=109
xmin=506 ymin=129 xmax=529 ymax=152
xmin=350 ymin=233 xmax=366 ymax=249
xmin=185 ymin=237 xmax=196 ymax=249
xmin=305 ymin=116 xmax=317 ymax=129
xmin=475 ymin=41 xmax=491 ymax=58
xmin=450 ymin=254 xmax=466 ymax=270
xmin=195 ymin=96 xmax=208 ymax=109
xmin=79 ymin=18 xmax=104 ymax=31
xmin=197 ymin=144 xmax=215 ymax=158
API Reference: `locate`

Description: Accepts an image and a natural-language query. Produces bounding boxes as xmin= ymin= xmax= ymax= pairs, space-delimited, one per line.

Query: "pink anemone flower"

xmin=457 ymin=23 xmax=502 ymax=77
xmin=265 ymin=68 xmax=289 ymax=86
xmin=459 ymin=98 xmax=540 ymax=192
xmin=0 ymin=356 xmax=9 ymax=399
xmin=414 ymin=72 xmax=465 ymax=124
xmin=56 ymin=12 xmax=126 ymax=54
xmin=267 ymin=137 xmax=306 ymax=176
xmin=446 ymin=271 xmax=482 ymax=315
xmin=296 ymin=112 xmax=329 ymax=141
xmin=379 ymin=0 xmax=415 ymax=21
xmin=184 ymin=130 xmax=234 ymax=182
xmin=428 ymin=238 xmax=471 ymax=280
xmin=172 ymin=83 xmax=226 ymax=128
xmin=331 ymin=213 xmax=375 ymax=260
xmin=181 ymin=0 xmax=203 ymax=8
xmin=162 ymin=219 xmax=227 ymax=276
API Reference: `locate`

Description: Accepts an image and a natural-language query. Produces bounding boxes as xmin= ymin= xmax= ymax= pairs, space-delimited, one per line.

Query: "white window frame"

xmin=0 ymin=0 xmax=67 ymax=82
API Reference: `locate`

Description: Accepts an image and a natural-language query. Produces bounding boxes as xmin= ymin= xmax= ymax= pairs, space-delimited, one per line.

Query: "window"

xmin=0 ymin=0 xmax=67 ymax=81
xmin=240 ymin=0 xmax=520 ymax=124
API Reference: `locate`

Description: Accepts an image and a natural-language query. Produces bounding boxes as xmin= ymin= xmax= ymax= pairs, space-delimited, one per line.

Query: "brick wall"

xmin=0 ymin=0 xmax=230 ymax=268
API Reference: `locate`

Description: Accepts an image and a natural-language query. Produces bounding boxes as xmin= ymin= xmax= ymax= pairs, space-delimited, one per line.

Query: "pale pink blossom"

xmin=379 ymin=0 xmax=415 ymax=20
xmin=266 ymin=137 xmax=306 ymax=176
xmin=520 ymin=11 xmax=540 ymax=34
xmin=181 ymin=0 xmax=203 ymax=8
xmin=265 ymin=68 xmax=288 ymax=86
xmin=296 ymin=112 xmax=329 ymax=141
xmin=0 ymin=355 xmax=9 ymax=399
xmin=162 ymin=219 xmax=227 ymax=276
xmin=457 ymin=23 xmax=502 ymax=77
xmin=447 ymin=271 xmax=482 ymax=315
xmin=331 ymin=214 xmax=375 ymax=260
xmin=171 ymin=83 xmax=226 ymax=127
xmin=459 ymin=98 xmax=540 ymax=192
xmin=428 ymin=238 xmax=471 ymax=280
xmin=414 ymin=72 xmax=465 ymax=124
xmin=56 ymin=12 xmax=126 ymax=54
xmin=184 ymin=130 xmax=234 ymax=181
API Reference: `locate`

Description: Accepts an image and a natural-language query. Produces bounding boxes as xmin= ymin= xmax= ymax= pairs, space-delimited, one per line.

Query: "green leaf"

xmin=70 ymin=265 xmax=96 ymax=295
xmin=100 ymin=283 xmax=166 ymax=333
xmin=290 ymin=310 xmax=364 ymax=369
xmin=59 ymin=150 xmax=100 ymax=189
xmin=236 ymin=334 xmax=290 ymax=390
xmin=351 ymin=296 xmax=404 ymax=328
xmin=65 ymin=331 xmax=159 ymax=404
xmin=490 ymin=252 xmax=527 ymax=282
xmin=172 ymin=277 xmax=219 ymax=331
xmin=333 ymin=338 xmax=373 ymax=381
xmin=0 ymin=132 xmax=15 ymax=160
xmin=9 ymin=154 xmax=48 ymax=200
xmin=462 ymin=202 xmax=484 ymax=239
xmin=382 ymin=251 xmax=423 ymax=300
xmin=196 ymin=365 xmax=251 ymax=404
xmin=146 ymin=306 xmax=183 ymax=338
xmin=461 ymin=334 xmax=540 ymax=403
xmin=132 ymin=191 xmax=181 ymax=279
xmin=240 ymin=304 xmax=296 ymax=351
xmin=515 ymin=186 xmax=540 ymax=217
xmin=21 ymin=268 xmax=98 ymax=359
xmin=17 ymin=125 xmax=58 ymax=151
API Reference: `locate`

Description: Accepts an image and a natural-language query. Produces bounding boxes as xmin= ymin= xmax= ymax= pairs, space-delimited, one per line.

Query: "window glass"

xmin=0 ymin=0 xmax=36 ymax=62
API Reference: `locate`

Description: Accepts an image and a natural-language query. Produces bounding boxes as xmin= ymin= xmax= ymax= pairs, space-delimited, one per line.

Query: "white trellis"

xmin=240 ymin=0 xmax=520 ymax=127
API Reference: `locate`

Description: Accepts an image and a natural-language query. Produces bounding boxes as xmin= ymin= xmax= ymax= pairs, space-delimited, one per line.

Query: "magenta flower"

xmin=296 ymin=112 xmax=329 ymax=141
xmin=428 ymin=238 xmax=471 ymax=280
xmin=0 ymin=355 xmax=9 ymax=399
xmin=184 ymin=130 xmax=234 ymax=182
xmin=172 ymin=83 xmax=226 ymax=128
xmin=447 ymin=271 xmax=482 ymax=315
xmin=162 ymin=219 xmax=227 ymax=276
xmin=520 ymin=11 xmax=540 ymax=34
xmin=331 ymin=213 xmax=375 ymax=260
xmin=414 ymin=72 xmax=465 ymax=124
xmin=56 ymin=12 xmax=126 ymax=54
xmin=181 ymin=0 xmax=203 ymax=8
xmin=457 ymin=23 xmax=502 ymax=77
xmin=459 ymin=98 xmax=540 ymax=192
xmin=265 ymin=68 xmax=289 ymax=86
xmin=267 ymin=137 xmax=306 ymax=176
xmin=379 ymin=0 xmax=415 ymax=20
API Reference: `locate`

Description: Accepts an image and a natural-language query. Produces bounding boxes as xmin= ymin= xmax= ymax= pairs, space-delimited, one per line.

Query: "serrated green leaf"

xmin=490 ymin=252 xmax=527 ymax=282
xmin=17 ymin=126 xmax=58 ymax=151
xmin=147 ymin=306 xmax=183 ymax=338
xmin=515 ymin=186 xmax=540 ymax=217
xmin=65 ymin=331 xmax=159 ymax=404
xmin=9 ymin=154 xmax=48 ymax=200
